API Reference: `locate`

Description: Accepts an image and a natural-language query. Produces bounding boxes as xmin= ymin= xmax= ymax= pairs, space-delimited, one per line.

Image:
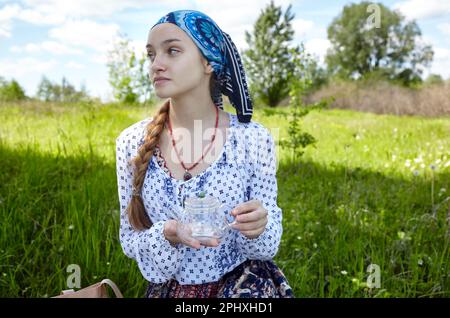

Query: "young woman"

xmin=115 ymin=10 xmax=293 ymax=298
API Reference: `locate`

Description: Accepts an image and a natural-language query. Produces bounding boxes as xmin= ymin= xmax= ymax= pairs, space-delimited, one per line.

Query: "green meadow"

xmin=0 ymin=101 xmax=449 ymax=297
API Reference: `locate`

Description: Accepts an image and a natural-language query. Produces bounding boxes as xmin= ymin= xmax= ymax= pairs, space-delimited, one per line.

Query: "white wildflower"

xmin=341 ymin=270 xmax=348 ymax=275
xmin=405 ymin=160 xmax=411 ymax=167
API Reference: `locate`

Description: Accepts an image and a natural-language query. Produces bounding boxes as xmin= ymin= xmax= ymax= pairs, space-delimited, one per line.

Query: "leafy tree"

xmin=107 ymin=33 xmax=152 ymax=104
xmin=326 ymin=2 xmax=433 ymax=86
xmin=36 ymin=76 xmax=53 ymax=102
xmin=0 ymin=77 xmax=27 ymax=101
xmin=242 ymin=0 xmax=302 ymax=107
xmin=36 ymin=76 xmax=89 ymax=102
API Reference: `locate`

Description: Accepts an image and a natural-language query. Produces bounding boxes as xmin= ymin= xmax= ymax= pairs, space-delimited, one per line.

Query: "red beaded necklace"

xmin=167 ymin=105 xmax=219 ymax=181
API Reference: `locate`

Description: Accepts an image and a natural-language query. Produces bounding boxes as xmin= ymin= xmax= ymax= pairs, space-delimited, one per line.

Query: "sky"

xmin=0 ymin=0 xmax=449 ymax=102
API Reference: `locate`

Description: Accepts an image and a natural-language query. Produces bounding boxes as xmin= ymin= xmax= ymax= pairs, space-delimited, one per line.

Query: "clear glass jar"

xmin=182 ymin=194 xmax=234 ymax=240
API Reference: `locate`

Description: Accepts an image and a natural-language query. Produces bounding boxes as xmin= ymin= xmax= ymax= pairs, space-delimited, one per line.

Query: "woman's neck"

xmin=168 ymin=97 xmax=218 ymax=131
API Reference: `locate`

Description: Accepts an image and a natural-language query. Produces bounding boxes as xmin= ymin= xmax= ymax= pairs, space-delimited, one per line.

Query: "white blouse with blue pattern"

xmin=115 ymin=112 xmax=283 ymax=285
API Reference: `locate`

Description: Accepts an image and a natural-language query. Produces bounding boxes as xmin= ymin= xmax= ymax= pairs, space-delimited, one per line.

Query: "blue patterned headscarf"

xmin=151 ymin=10 xmax=253 ymax=123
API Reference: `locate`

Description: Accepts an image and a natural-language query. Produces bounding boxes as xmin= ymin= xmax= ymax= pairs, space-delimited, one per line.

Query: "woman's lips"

xmin=154 ymin=79 xmax=171 ymax=86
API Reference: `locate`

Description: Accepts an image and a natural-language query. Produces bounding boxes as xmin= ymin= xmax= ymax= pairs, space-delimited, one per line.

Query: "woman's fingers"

xmin=241 ymin=225 xmax=266 ymax=239
xmin=200 ymin=238 xmax=221 ymax=247
xmin=235 ymin=207 xmax=268 ymax=223
xmin=231 ymin=199 xmax=261 ymax=216
xmin=232 ymin=216 xmax=267 ymax=231
xmin=183 ymin=237 xmax=202 ymax=249
xmin=183 ymin=237 xmax=220 ymax=249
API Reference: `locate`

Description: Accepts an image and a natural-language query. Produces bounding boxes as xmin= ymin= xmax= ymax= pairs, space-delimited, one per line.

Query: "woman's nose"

xmin=150 ymin=55 xmax=166 ymax=73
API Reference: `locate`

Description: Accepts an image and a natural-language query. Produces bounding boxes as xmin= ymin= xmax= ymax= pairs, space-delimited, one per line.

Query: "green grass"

xmin=0 ymin=100 xmax=449 ymax=297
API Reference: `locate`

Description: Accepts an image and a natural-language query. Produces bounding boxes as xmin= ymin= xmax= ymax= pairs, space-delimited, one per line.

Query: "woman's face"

xmin=146 ymin=23 xmax=212 ymax=99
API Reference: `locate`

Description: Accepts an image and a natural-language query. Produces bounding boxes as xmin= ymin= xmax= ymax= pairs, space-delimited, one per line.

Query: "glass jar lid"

xmin=184 ymin=193 xmax=219 ymax=210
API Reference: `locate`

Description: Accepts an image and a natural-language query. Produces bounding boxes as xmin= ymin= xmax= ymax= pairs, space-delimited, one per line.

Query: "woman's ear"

xmin=203 ymin=60 xmax=214 ymax=75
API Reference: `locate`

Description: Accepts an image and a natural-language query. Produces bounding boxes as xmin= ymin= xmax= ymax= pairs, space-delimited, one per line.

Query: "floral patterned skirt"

xmin=144 ymin=259 xmax=294 ymax=298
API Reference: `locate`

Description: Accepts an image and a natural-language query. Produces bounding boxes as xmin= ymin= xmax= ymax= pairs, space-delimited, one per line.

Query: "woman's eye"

xmin=147 ymin=48 xmax=179 ymax=61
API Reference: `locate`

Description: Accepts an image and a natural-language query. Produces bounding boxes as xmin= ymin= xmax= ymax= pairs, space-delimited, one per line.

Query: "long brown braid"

xmin=126 ymin=99 xmax=170 ymax=230
xmin=126 ymin=74 xmax=219 ymax=231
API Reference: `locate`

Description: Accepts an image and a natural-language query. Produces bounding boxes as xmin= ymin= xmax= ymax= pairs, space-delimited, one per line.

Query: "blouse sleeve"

xmin=235 ymin=126 xmax=283 ymax=260
xmin=115 ymin=128 xmax=186 ymax=283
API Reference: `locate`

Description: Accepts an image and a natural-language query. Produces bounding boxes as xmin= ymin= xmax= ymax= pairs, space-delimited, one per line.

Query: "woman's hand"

xmin=230 ymin=199 xmax=268 ymax=239
xmin=163 ymin=219 xmax=220 ymax=249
